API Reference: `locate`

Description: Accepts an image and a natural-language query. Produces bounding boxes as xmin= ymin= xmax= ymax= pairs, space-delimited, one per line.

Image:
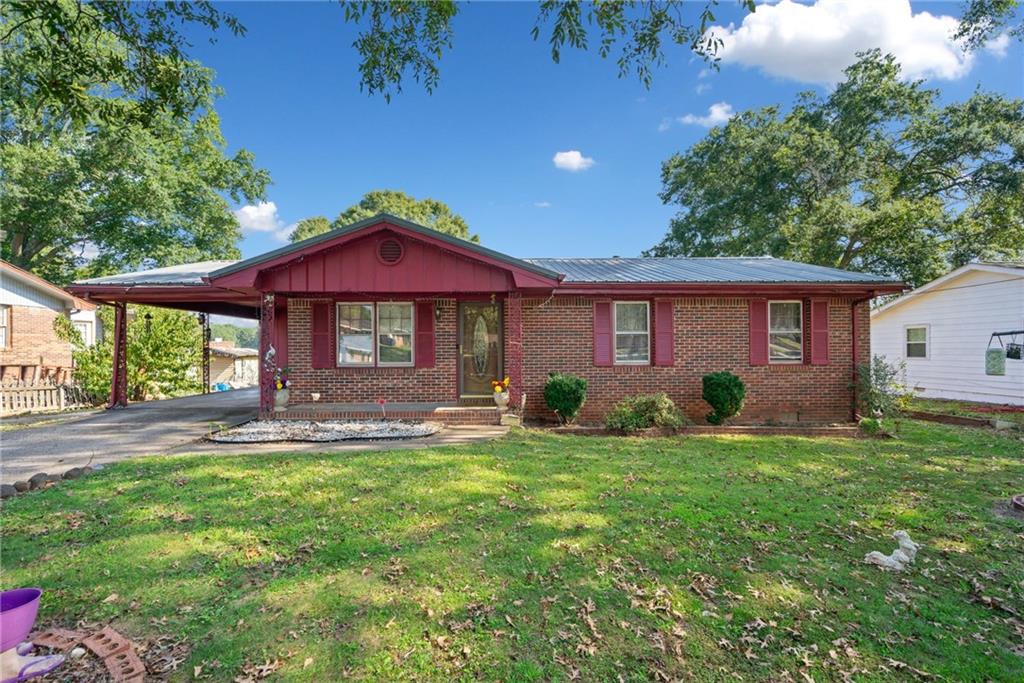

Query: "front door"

xmin=458 ymin=302 xmax=503 ymax=397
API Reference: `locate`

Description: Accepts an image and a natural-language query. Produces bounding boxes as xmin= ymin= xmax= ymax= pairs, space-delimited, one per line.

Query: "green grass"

xmin=910 ymin=397 xmax=1024 ymax=428
xmin=2 ymin=422 xmax=1022 ymax=681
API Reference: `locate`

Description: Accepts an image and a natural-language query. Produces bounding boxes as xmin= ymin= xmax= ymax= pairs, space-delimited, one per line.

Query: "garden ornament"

xmin=0 ymin=589 xmax=65 ymax=682
xmin=863 ymin=530 xmax=920 ymax=571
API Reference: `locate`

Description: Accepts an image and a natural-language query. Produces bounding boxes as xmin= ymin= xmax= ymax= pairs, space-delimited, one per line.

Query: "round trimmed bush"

xmin=543 ymin=372 xmax=588 ymax=424
xmin=702 ymin=371 xmax=746 ymax=425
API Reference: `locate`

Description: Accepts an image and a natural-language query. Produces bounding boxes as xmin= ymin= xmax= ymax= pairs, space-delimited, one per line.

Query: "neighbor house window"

xmin=905 ymin=326 xmax=928 ymax=359
xmin=337 ymin=303 xmax=374 ymax=366
xmin=0 ymin=305 xmax=8 ymax=348
xmin=336 ymin=302 xmax=415 ymax=367
xmin=73 ymin=321 xmax=92 ymax=346
xmin=614 ymin=301 xmax=650 ymax=364
xmin=769 ymin=301 xmax=803 ymax=362
xmin=377 ymin=303 xmax=414 ymax=366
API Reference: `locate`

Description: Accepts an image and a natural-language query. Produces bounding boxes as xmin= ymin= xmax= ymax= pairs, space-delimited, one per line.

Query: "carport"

xmin=67 ymin=260 xmax=276 ymax=410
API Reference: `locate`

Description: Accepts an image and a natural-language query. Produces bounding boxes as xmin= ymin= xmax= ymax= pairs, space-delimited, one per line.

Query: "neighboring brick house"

xmin=1 ymin=260 xmax=97 ymax=383
xmin=70 ymin=214 xmax=903 ymax=422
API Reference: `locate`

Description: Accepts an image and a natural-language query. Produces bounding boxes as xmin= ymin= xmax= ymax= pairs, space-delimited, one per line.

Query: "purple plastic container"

xmin=0 ymin=588 xmax=42 ymax=653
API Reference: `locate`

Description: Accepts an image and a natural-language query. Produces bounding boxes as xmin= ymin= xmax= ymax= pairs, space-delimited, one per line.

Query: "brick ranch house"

xmin=69 ymin=214 xmax=905 ymax=423
xmin=1 ymin=259 xmax=98 ymax=383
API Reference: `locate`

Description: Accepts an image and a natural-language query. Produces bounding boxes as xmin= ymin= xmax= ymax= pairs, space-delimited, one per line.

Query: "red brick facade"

xmin=284 ymin=294 xmax=870 ymax=424
xmin=0 ymin=305 xmax=73 ymax=382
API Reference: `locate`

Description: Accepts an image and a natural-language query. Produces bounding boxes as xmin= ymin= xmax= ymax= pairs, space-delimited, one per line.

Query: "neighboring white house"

xmin=871 ymin=262 xmax=1024 ymax=406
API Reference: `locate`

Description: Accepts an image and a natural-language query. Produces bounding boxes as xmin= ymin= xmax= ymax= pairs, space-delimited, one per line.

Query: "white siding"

xmin=872 ymin=269 xmax=1024 ymax=405
xmin=0 ymin=274 xmax=65 ymax=311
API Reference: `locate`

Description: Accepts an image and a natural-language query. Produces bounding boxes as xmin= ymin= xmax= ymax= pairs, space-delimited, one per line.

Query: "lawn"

xmin=910 ymin=397 xmax=1024 ymax=428
xmin=2 ymin=422 xmax=1022 ymax=681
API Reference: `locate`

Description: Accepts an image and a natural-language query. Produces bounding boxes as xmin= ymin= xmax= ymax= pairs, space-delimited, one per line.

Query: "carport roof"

xmin=73 ymin=260 xmax=240 ymax=287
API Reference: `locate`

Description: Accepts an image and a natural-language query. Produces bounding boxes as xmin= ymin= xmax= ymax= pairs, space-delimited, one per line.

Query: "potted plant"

xmin=491 ymin=376 xmax=511 ymax=411
xmin=273 ymin=367 xmax=291 ymax=412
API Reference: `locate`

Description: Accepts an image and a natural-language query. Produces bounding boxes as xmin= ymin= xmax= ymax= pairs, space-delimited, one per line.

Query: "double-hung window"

xmin=905 ymin=326 xmax=928 ymax=359
xmin=0 ymin=304 xmax=9 ymax=348
xmin=614 ymin=301 xmax=650 ymax=364
xmin=336 ymin=302 xmax=414 ymax=367
xmin=768 ymin=301 xmax=803 ymax=362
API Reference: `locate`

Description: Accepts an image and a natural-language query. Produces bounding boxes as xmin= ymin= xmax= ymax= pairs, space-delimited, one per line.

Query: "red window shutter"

xmin=749 ymin=299 xmax=769 ymax=366
xmin=415 ymin=301 xmax=435 ymax=368
xmin=311 ymin=302 xmax=332 ymax=369
xmin=654 ymin=299 xmax=674 ymax=366
xmin=593 ymin=301 xmax=613 ymax=366
xmin=810 ymin=299 xmax=830 ymax=365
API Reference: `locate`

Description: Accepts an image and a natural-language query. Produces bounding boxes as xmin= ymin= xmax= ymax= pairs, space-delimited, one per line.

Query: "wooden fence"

xmin=0 ymin=381 xmax=97 ymax=415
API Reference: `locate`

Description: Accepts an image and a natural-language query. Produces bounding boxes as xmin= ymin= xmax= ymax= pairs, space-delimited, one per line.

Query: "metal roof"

xmin=72 ymin=253 xmax=901 ymax=289
xmin=74 ymin=261 xmax=240 ymax=287
xmin=522 ymin=256 xmax=900 ymax=284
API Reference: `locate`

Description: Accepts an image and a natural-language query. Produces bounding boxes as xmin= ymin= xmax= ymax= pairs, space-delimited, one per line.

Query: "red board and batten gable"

xmin=209 ymin=220 xmax=562 ymax=294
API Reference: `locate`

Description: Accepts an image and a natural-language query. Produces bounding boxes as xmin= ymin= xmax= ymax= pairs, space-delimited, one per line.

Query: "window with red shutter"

xmin=415 ymin=301 xmax=435 ymax=368
xmin=654 ymin=299 xmax=674 ymax=366
xmin=311 ymin=302 xmax=332 ymax=368
xmin=749 ymin=299 xmax=769 ymax=366
xmin=593 ymin=301 xmax=612 ymax=366
xmin=810 ymin=299 xmax=830 ymax=365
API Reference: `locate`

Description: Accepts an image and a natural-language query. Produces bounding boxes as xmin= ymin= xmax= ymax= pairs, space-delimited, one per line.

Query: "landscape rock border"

xmin=1 ymin=465 xmax=100 ymax=500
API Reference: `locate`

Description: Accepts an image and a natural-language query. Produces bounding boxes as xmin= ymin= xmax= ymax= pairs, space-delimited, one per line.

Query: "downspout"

xmin=850 ymin=295 xmax=872 ymax=420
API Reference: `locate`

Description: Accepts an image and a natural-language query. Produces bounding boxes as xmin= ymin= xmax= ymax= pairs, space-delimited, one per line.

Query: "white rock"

xmin=864 ymin=530 xmax=920 ymax=571
xmin=208 ymin=419 xmax=443 ymax=443
xmin=69 ymin=647 xmax=86 ymax=659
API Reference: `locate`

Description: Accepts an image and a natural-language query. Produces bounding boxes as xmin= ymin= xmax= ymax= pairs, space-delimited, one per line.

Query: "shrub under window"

xmin=702 ymin=371 xmax=746 ymax=425
xmin=544 ymin=373 xmax=588 ymax=424
xmin=605 ymin=393 xmax=687 ymax=433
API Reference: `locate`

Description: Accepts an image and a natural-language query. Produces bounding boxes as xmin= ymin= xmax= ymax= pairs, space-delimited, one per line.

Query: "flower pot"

xmin=274 ymin=388 xmax=290 ymax=412
xmin=493 ymin=391 xmax=510 ymax=411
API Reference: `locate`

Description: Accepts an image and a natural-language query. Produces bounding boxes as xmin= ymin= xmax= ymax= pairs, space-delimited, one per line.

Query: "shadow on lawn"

xmin=2 ymin=422 xmax=1022 ymax=681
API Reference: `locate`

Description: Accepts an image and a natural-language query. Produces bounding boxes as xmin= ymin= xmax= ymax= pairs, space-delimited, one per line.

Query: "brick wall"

xmin=287 ymin=297 xmax=460 ymax=403
xmin=0 ymin=305 xmax=73 ymax=381
xmin=520 ymin=296 xmax=870 ymax=424
xmin=284 ymin=294 xmax=870 ymax=424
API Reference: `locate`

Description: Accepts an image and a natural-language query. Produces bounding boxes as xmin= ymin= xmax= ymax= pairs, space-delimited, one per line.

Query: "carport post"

xmin=108 ymin=301 xmax=128 ymax=408
xmin=259 ymin=292 xmax=276 ymax=417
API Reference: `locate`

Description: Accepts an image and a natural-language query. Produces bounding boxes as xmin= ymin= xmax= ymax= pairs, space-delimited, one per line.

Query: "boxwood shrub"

xmin=702 ymin=371 xmax=746 ymax=425
xmin=605 ymin=393 xmax=688 ymax=433
xmin=543 ymin=372 xmax=588 ymax=424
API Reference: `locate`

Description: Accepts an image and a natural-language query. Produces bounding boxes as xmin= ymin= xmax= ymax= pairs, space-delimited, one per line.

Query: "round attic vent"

xmin=377 ymin=238 xmax=404 ymax=265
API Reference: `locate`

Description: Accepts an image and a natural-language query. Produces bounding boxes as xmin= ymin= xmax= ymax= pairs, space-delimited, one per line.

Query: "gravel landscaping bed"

xmin=208 ymin=419 xmax=443 ymax=443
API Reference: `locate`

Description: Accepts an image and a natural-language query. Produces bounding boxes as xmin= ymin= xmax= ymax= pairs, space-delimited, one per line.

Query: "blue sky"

xmin=190 ymin=1 xmax=1022 ymax=263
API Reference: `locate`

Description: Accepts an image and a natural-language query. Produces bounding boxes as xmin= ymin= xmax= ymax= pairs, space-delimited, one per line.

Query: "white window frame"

xmin=376 ymin=301 xmax=415 ymax=368
xmin=336 ymin=302 xmax=376 ymax=367
xmin=904 ymin=324 xmax=929 ymax=360
xmin=0 ymin=304 xmax=9 ymax=348
xmin=613 ymin=301 xmax=651 ymax=365
xmin=768 ymin=300 xmax=803 ymax=364
xmin=72 ymin=320 xmax=93 ymax=346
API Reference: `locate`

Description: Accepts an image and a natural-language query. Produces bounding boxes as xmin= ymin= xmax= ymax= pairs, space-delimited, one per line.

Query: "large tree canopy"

xmin=0 ymin=0 xmax=269 ymax=285
xmin=289 ymin=190 xmax=477 ymax=243
xmin=650 ymin=52 xmax=1024 ymax=287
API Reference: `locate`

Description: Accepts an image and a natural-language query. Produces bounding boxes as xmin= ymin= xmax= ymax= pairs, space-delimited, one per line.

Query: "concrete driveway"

xmin=1 ymin=389 xmax=257 ymax=484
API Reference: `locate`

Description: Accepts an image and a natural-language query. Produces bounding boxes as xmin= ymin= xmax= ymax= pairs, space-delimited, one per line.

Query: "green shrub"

xmin=702 ymin=371 xmax=746 ymax=425
xmin=855 ymin=354 xmax=915 ymax=417
xmin=543 ymin=373 xmax=588 ymax=424
xmin=858 ymin=416 xmax=883 ymax=435
xmin=605 ymin=393 xmax=687 ymax=433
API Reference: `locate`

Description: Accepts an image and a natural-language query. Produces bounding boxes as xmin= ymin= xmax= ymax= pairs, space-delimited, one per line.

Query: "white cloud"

xmin=695 ymin=82 xmax=712 ymax=94
xmin=707 ymin=0 xmax=975 ymax=84
xmin=233 ymin=201 xmax=295 ymax=242
xmin=985 ymin=32 xmax=1011 ymax=58
xmin=552 ymin=150 xmax=595 ymax=172
xmin=657 ymin=117 xmax=673 ymax=132
xmin=534 ymin=201 xmax=552 ymax=208
xmin=677 ymin=102 xmax=735 ymax=128
xmin=697 ymin=68 xmax=711 ymax=79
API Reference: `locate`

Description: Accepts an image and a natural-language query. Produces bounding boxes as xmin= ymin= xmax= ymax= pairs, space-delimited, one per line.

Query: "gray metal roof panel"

xmin=521 ymin=257 xmax=900 ymax=284
xmin=74 ymin=260 xmax=240 ymax=286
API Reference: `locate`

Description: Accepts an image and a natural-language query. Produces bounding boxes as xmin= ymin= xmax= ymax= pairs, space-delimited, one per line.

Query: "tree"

xmin=290 ymin=190 xmax=478 ymax=243
xmin=211 ymin=323 xmax=259 ymax=349
xmin=1 ymin=1 xmax=269 ymax=285
xmin=341 ymin=1 xmax=755 ymax=101
xmin=650 ymin=52 xmax=1024 ymax=287
xmin=71 ymin=306 xmax=203 ymax=402
xmin=956 ymin=0 xmax=1023 ymax=51
xmin=289 ymin=217 xmax=332 ymax=243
